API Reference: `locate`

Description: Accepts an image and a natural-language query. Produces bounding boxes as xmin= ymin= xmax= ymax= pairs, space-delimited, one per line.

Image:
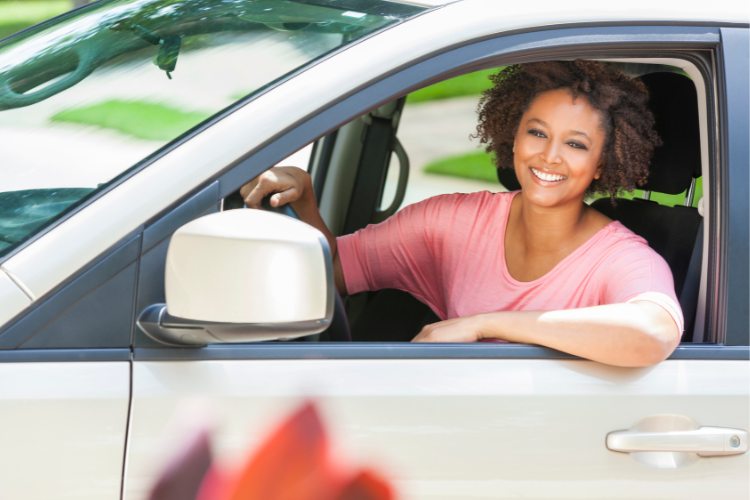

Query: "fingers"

xmin=242 ymin=169 xmax=298 ymax=209
xmin=412 ymin=323 xmax=438 ymax=342
xmin=242 ymin=182 xmax=273 ymax=209
xmin=269 ymin=189 xmax=299 ymax=208
xmin=411 ymin=317 xmax=481 ymax=343
xmin=238 ymin=179 xmax=256 ymax=201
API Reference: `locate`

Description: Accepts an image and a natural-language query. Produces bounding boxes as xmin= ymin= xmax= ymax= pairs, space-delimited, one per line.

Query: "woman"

xmin=241 ymin=61 xmax=683 ymax=367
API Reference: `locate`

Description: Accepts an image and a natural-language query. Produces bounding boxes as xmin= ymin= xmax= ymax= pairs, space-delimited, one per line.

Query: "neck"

xmin=513 ymin=193 xmax=589 ymax=254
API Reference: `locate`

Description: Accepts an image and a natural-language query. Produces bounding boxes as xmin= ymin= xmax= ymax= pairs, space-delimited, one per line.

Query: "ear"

xmin=594 ymin=163 xmax=603 ymax=180
xmin=512 ymin=143 xmax=516 ymax=153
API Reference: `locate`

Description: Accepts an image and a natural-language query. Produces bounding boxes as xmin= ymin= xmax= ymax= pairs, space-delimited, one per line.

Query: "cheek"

xmin=566 ymin=150 xmax=602 ymax=178
xmin=513 ymin=135 xmax=540 ymax=160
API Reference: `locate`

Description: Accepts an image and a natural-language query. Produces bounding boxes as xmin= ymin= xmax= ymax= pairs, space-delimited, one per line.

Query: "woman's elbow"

xmin=631 ymin=324 xmax=681 ymax=367
xmin=626 ymin=302 xmax=681 ymax=367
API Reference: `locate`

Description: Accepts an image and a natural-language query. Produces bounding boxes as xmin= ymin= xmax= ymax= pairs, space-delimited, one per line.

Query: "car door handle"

xmin=607 ymin=426 xmax=748 ymax=456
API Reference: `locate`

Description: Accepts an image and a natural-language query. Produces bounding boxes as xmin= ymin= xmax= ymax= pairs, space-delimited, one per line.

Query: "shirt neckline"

xmin=500 ymin=191 xmax=620 ymax=286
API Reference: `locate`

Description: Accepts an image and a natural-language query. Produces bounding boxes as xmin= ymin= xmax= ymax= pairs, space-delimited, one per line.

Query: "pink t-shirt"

xmin=337 ymin=191 xmax=684 ymax=333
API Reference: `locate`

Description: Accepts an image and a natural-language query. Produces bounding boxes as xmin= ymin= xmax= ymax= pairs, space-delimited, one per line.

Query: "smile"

xmin=531 ymin=167 xmax=567 ymax=182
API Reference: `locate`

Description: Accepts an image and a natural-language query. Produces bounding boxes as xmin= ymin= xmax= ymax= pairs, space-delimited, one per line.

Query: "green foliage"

xmin=52 ymin=100 xmax=211 ymax=141
xmin=0 ymin=0 xmax=71 ymax=39
xmin=423 ymin=151 xmax=498 ymax=183
xmin=406 ymin=68 xmax=500 ymax=104
xmin=423 ymin=150 xmax=703 ymax=208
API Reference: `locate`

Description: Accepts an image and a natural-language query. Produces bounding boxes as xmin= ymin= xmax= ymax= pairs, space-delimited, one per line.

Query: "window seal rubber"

xmin=130 ymin=343 xmax=750 ymax=362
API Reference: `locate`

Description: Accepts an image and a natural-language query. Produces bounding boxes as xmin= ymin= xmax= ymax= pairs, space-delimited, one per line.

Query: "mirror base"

xmin=137 ymin=304 xmax=330 ymax=346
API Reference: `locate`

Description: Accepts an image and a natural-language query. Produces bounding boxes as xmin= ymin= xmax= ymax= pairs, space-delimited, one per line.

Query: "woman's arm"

xmin=412 ymin=301 xmax=681 ymax=367
xmin=240 ymin=167 xmax=348 ymax=295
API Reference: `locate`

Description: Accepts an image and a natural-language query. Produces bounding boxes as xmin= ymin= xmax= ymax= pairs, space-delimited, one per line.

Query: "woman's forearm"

xmin=290 ymin=195 xmax=348 ymax=295
xmin=297 ymin=209 xmax=347 ymax=295
xmin=475 ymin=301 xmax=680 ymax=367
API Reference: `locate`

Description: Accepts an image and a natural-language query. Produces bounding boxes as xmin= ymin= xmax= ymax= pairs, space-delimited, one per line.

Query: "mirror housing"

xmin=138 ymin=209 xmax=334 ymax=346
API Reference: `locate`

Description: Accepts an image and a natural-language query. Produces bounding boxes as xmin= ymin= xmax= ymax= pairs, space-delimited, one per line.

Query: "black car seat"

xmin=497 ymin=72 xmax=704 ymax=340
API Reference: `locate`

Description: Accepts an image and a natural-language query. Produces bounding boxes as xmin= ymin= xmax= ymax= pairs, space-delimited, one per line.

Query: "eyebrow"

xmin=569 ymin=130 xmax=591 ymax=141
xmin=527 ymin=118 xmax=591 ymax=141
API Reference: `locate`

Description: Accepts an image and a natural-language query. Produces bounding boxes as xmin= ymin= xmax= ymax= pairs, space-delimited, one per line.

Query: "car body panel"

xmin=0 ymin=361 xmax=130 ymax=499
xmin=1 ymin=0 xmax=747 ymax=318
xmin=0 ymin=270 xmax=30 ymax=324
xmin=125 ymin=358 xmax=749 ymax=499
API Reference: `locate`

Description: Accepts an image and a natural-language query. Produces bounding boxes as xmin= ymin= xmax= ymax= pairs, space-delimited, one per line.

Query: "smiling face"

xmin=513 ymin=88 xmax=606 ymax=208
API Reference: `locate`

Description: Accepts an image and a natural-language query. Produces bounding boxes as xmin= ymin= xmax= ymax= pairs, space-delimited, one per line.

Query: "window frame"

xmin=715 ymin=27 xmax=749 ymax=347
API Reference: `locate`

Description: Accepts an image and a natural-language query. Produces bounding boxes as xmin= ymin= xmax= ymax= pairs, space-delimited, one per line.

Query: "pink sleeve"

xmin=602 ymin=246 xmax=685 ymax=333
xmin=336 ymin=195 xmax=457 ymax=317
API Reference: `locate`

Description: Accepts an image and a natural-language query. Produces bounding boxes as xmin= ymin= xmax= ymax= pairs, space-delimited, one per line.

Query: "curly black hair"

xmin=475 ymin=61 xmax=661 ymax=199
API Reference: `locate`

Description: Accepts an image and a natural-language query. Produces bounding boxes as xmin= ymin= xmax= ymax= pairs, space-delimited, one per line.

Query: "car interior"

xmin=224 ymin=58 xmax=709 ymax=346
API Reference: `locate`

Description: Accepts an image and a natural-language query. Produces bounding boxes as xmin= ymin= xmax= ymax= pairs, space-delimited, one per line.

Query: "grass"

xmin=406 ymin=68 xmax=500 ymax=104
xmin=0 ymin=0 xmax=72 ymax=40
xmin=423 ymin=150 xmax=703 ymax=207
xmin=424 ymin=150 xmax=499 ymax=183
xmin=52 ymin=100 xmax=211 ymax=141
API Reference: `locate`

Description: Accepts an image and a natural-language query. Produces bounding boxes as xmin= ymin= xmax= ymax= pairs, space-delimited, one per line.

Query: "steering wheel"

xmin=260 ymin=195 xmax=351 ymax=342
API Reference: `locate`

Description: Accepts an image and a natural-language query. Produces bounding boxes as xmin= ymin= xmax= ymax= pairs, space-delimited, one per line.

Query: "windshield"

xmin=0 ymin=0 xmax=425 ymax=258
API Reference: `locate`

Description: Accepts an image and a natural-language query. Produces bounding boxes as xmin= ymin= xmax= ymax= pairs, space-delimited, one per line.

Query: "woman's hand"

xmin=240 ymin=166 xmax=315 ymax=214
xmin=412 ymin=315 xmax=486 ymax=343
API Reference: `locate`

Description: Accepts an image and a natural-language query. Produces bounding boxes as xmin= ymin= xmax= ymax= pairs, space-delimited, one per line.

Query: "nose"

xmin=540 ymin=140 xmax=563 ymax=165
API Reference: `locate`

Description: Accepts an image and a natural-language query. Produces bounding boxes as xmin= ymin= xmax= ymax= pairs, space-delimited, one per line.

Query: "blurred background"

xmin=0 ymin=0 xmax=79 ymax=41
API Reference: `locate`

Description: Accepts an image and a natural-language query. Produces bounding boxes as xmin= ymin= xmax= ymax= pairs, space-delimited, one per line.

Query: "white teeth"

xmin=531 ymin=168 xmax=566 ymax=182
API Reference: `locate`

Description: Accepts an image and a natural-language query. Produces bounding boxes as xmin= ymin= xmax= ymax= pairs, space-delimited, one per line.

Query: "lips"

xmin=530 ymin=167 xmax=567 ymax=182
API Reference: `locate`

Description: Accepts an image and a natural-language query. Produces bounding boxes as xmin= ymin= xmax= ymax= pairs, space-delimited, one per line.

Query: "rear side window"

xmin=0 ymin=0 xmax=426 ymax=258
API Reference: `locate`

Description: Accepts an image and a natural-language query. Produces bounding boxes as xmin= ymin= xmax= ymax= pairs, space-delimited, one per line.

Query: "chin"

xmin=523 ymin=190 xmax=563 ymax=207
xmin=520 ymin=184 xmax=578 ymax=208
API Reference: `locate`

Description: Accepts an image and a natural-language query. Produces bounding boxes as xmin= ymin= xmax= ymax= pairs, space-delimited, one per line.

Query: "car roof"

xmin=420 ymin=0 xmax=748 ymax=25
xmin=390 ymin=0 xmax=453 ymax=5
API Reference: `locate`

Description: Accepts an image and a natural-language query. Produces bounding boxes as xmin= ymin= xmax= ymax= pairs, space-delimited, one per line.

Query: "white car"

xmin=0 ymin=0 xmax=747 ymax=498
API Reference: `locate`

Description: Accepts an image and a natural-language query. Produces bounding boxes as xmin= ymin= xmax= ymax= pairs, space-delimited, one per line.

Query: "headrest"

xmin=497 ymin=167 xmax=521 ymax=191
xmin=495 ymin=71 xmax=702 ymax=195
xmin=639 ymin=72 xmax=701 ymax=194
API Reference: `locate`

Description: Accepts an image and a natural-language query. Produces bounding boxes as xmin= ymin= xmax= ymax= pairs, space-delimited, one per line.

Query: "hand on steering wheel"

xmin=240 ymin=167 xmax=313 ymax=213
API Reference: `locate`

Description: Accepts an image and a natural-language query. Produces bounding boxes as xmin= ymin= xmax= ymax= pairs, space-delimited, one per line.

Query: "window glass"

xmin=0 ymin=0 xmax=425 ymax=257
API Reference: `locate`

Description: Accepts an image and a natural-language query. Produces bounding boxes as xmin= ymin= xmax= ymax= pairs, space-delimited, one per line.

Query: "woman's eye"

xmin=529 ymin=129 xmax=546 ymax=138
xmin=568 ymin=141 xmax=588 ymax=150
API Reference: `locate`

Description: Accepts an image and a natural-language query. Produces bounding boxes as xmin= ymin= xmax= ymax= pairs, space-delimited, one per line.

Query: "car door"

xmin=122 ymin=15 xmax=749 ymax=500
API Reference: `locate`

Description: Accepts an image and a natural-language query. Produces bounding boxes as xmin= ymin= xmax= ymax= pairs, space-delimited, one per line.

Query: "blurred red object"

xmin=149 ymin=401 xmax=395 ymax=500
xmin=148 ymin=428 xmax=213 ymax=500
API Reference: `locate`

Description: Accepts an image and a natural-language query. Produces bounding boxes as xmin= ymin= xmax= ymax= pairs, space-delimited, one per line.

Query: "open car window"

xmin=0 ymin=0 xmax=427 ymax=258
xmin=314 ymin=60 xmax=708 ymax=343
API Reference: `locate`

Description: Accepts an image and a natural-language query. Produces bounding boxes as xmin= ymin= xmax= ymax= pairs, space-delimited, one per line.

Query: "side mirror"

xmin=137 ymin=209 xmax=334 ymax=346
